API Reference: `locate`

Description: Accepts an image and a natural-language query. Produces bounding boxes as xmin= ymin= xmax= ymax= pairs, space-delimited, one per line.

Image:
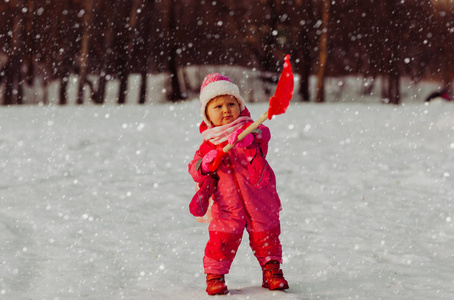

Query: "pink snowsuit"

xmin=188 ymin=114 xmax=283 ymax=275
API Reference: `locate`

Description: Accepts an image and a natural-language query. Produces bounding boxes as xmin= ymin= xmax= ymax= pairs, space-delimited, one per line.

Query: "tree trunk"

xmin=388 ymin=71 xmax=400 ymax=104
xmin=381 ymin=0 xmax=401 ymax=105
xmin=93 ymin=1 xmax=115 ymax=105
xmin=138 ymin=72 xmax=147 ymax=104
xmin=168 ymin=48 xmax=182 ymax=102
xmin=315 ymin=0 xmax=330 ymax=103
xmin=125 ymin=0 xmax=144 ymax=104
xmin=116 ymin=1 xmax=131 ymax=105
xmin=298 ymin=0 xmax=314 ymax=102
xmin=138 ymin=1 xmax=154 ymax=104
xmin=118 ymin=70 xmax=128 ymax=104
xmin=3 ymin=62 xmax=15 ymax=105
xmin=262 ymin=0 xmax=280 ymax=73
xmin=166 ymin=0 xmax=183 ymax=102
xmin=300 ymin=48 xmax=312 ymax=102
xmin=59 ymin=77 xmax=69 ymax=105
xmin=4 ymin=9 xmax=23 ymax=105
xmin=136 ymin=0 xmax=155 ymax=104
xmin=58 ymin=0 xmax=75 ymax=105
xmin=24 ymin=0 xmax=35 ymax=87
xmin=76 ymin=0 xmax=93 ymax=105
xmin=381 ymin=75 xmax=387 ymax=102
xmin=439 ymin=8 xmax=454 ymax=94
xmin=95 ymin=75 xmax=107 ymax=104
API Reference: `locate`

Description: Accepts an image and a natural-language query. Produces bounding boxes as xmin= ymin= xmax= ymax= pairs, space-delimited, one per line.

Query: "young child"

xmin=188 ymin=73 xmax=289 ymax=295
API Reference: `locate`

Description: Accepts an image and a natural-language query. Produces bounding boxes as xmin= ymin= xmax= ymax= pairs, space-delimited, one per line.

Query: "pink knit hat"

xmin=199 ymin=73 xmax=245 ymax=126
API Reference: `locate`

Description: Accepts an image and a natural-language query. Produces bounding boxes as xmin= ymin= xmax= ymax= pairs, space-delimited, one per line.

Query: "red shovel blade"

xmin=268 ymin=54 xmax=294 ymax=120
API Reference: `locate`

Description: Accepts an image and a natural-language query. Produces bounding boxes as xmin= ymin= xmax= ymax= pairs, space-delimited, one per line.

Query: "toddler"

xmin=188 ymin=73 xmax=289 ymax=295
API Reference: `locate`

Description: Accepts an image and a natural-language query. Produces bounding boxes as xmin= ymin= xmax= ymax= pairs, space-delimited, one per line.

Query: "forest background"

xmin=0 ymin=0 xmax=453 ymax=106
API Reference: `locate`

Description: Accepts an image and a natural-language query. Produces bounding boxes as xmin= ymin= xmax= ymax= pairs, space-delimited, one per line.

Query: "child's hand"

xmin=201 ymin=150 xmax=219 ymax=173
xmin=228 ymin=128 xmax=254 ymax=148
xmin=256 ymin=125 xmax=271 ymax=142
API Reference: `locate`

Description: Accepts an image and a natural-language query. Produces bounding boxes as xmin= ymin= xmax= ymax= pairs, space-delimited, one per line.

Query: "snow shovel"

xmin=208 ymin=54 xmax=294 ymax=172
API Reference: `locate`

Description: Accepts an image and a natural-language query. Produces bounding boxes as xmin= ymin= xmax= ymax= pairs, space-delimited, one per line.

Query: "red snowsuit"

xmin=188 ymin=113 xmax=283 ymax=275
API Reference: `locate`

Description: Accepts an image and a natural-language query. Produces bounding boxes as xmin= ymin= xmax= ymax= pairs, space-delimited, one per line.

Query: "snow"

xmin=1 ymin=85 xmax=454 ymax=299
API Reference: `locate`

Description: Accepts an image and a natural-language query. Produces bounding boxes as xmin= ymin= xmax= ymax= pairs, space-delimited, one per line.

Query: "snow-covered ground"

xmin=1 ymin=80 xmax=454 ymax=299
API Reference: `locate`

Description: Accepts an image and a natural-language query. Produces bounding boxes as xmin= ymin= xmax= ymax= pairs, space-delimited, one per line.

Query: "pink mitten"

xmin=228 ymin=128 xmax=254 ymax=148
xmin=201 ymin=150 xmax=219 ymax=173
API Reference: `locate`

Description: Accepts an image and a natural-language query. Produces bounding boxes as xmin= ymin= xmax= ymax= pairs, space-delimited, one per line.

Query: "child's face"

xmin=206 ymin=95 xmax=241 ymax=126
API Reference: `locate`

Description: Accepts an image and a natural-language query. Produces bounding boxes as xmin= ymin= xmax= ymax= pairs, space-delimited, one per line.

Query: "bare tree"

xmin=23 ymin=0 xmax=36 ymax=88
xmin=163 ymin=0 xmax=184 ymax=102
xmin=114 ymin=0 xmax=132 ymax=104
xmin=294 ymin=0 xmax=315 ymax=102
xmin=3 ymin=3 xmax=25 ymax=105
xmin=431 ymin=0 xmax=454 ymax=93
xmin=135 ymin=1 xmax=155 ymax=104
xmin=92 ymin=0 xmax=114 ymax=104
xmin=380 ymin=0 xmax=403 ymax=104
xmin=315 ymin=0 xmax=330 ymax=103
xmin=76 ymin=0 xmax=94 ymax=104
xmin=57 ymin=0 xmax=79 ymax=105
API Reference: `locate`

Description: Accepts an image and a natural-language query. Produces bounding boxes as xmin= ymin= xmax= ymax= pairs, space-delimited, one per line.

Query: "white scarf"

xmin=202 ymin=116 xmax=253 ymax=145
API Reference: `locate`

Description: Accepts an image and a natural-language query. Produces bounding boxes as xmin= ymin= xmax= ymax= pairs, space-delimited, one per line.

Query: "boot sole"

xmin=207 ymin=288 xmax=229 ymax=295
xmin=262 ymin=282 xmax=289 ymax=290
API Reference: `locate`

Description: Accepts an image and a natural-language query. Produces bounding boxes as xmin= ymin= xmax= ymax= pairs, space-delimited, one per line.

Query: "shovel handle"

xmin=222 ymin=111 xmax=269 ymax=153
xmin=207 ymin=111 xmax=269 ymax=172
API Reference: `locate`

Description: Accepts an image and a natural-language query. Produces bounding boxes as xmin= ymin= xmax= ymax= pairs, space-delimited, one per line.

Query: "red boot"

xmin=262 ymin=260 xmax=289 ymax=290
xmin=206 ymin=274 xmax=229 ymax=295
